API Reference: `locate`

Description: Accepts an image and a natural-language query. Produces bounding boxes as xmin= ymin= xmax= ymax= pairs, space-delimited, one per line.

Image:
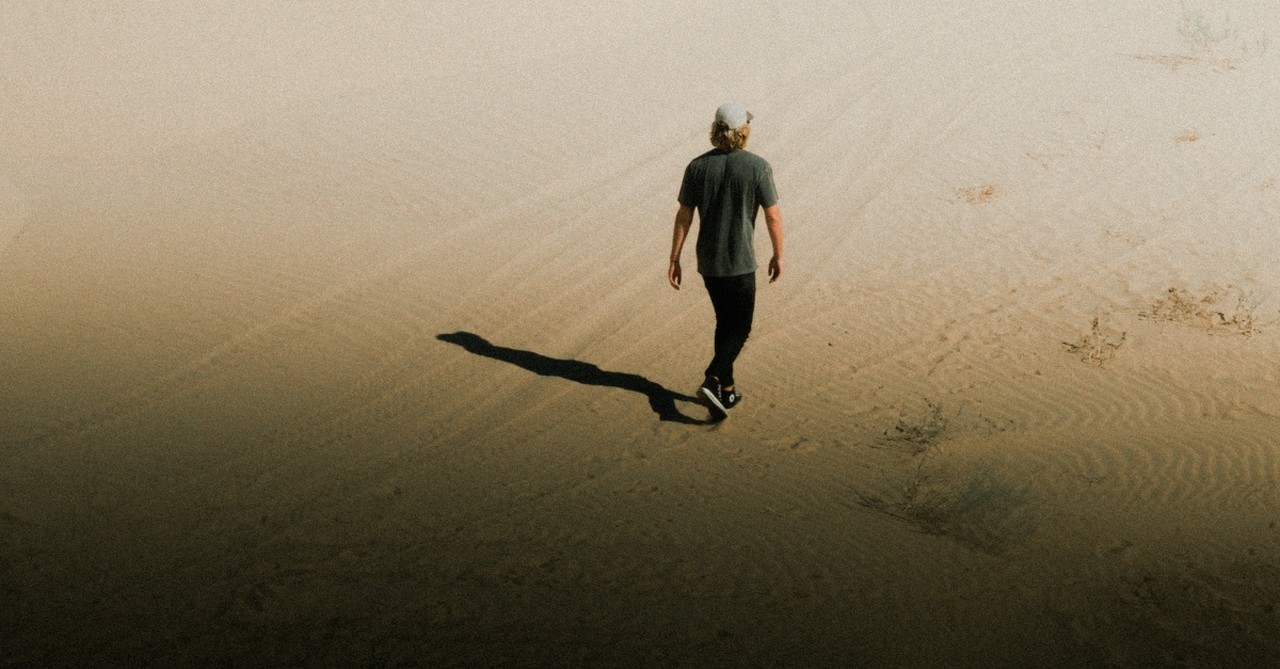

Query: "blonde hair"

xmin=709 ymin=122 xmax=750 ymax=151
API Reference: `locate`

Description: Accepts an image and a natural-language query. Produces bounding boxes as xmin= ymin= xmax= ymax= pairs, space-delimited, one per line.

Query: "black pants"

xmin=702 ymin=272 xmax=756 ymax=388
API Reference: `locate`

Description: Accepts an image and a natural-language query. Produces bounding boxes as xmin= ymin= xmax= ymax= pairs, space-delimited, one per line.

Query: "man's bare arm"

xmin=668 ymin=205 xmax=695 ymax=289
xmin=764 ymin=204 xmax=784 ymax=283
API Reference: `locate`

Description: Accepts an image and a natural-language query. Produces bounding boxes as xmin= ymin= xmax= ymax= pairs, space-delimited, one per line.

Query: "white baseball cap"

xmin=715 ymin=102 xmax=753 ymax=130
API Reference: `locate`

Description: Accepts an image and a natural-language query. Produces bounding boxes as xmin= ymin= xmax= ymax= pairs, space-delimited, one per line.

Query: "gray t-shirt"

xmin=677 ymin=149 xmax=779 ymax=277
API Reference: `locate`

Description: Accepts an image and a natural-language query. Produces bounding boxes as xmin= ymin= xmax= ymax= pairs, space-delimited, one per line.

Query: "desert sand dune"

xmin=4 ymin=1 xmax=1280 ymax=666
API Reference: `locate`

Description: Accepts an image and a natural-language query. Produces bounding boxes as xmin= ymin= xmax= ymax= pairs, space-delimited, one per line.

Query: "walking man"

xmin=668 ymin=102 xmax=785 ymax=420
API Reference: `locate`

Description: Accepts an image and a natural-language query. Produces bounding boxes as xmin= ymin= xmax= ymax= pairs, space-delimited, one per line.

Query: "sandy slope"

xmin=4 ymin=1 xmax=1280 ymax=666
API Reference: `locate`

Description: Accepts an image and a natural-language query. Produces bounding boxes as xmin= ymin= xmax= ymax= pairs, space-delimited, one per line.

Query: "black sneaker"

xmin=699 ymin=379 xmax=728 ymax=420
xmin=720 ymin=388 xmax=742 ymax=411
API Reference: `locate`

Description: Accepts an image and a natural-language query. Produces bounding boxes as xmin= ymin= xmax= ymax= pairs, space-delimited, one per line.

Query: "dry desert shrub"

xmin=1140 ymin=286 xmax=1262 ymax=336
xmin=864 ymin=402 xmax=950 ymax=517
xmin=1125 ymin=2 xmax=1269 ymax=72
xmin=858 ymin=468 xmax=1031 ymax=556
xmin=858 ymin=401 xmax=1033 ymax=555
xmin=1177 ymin=3 xmax=1264 ymax=56
xmin=886 ymin=401 xmax=948 ymax=452
xmin=1179 ymin=6 xmax=1237 ymax=52
xmin=1062 ymin=317 xmax=1127 ymax=366
xmin=902 ymin=468 xmax=1032 ymax=556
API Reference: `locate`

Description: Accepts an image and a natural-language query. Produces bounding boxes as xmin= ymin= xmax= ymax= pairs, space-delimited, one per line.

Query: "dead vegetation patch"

xmin=858 ymin=403 xmax=1031 ymax=555
xmin=884 ymin=401 xmax=949 ymax=452
xmin=1124 ymin=4 xmax=1269 ymax=73
xmin=1062 ymin=317 xmax=1127 ymax=366
xmin=1140 ymin=286 xmax=1262 ymax=336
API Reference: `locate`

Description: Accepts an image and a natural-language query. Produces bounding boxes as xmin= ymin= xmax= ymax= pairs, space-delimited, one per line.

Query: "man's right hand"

xmin=668 ymin=259 xmax=683 ymax=290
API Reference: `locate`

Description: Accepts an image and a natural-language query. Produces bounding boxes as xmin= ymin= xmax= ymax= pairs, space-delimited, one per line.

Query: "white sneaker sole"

xmin=699 ymin=386 xmax=728 ymax=420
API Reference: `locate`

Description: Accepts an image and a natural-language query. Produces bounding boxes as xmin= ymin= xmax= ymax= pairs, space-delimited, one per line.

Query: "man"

xmin=668 ymin=102 xmax=784 ymax=421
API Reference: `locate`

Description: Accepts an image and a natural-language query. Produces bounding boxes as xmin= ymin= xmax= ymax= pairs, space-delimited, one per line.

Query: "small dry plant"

xmin=861 ymin=402 xmax=950 ymax=513
xmin=886 ymin=401 xmax=949 ymax=452
xmin=860 ymin=403 xmax=1031 ymax=555
xmin=1062 ymin=317 xmax=1127 ymax=366
xmin=1179 ymin=5 xmax=1239 ymax=52
xmin=1140 ymin=286 xmax=1262 ymax=336
xmin=1126 ymin=2 xmax=1269 ymax=72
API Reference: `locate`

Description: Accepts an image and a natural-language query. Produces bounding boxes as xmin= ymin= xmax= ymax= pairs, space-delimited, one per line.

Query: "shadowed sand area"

xmin=4 ymin=1 xmax=1280 ymax=666
xmin=437 ymin=331 xmax=709 ymax=425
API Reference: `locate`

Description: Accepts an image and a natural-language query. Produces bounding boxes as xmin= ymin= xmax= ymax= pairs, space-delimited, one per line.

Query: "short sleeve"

xmin=677 ymin=162 xmax=699 ymax=207
xmin=757 ymin=161 xmax=778 ymax=208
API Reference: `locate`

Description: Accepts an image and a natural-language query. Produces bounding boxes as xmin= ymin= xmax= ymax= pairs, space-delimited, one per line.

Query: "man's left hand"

xmin=668 ymin=259 xmax=683 ymax=290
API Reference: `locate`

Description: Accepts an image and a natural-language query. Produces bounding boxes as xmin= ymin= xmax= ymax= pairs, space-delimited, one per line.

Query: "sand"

xmin=4 ymin=1 xmax=1280 ymax=666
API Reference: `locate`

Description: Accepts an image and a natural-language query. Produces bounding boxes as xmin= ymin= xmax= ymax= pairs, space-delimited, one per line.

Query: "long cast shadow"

xmin=437 ymin=332 xmax=708 ymax=425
